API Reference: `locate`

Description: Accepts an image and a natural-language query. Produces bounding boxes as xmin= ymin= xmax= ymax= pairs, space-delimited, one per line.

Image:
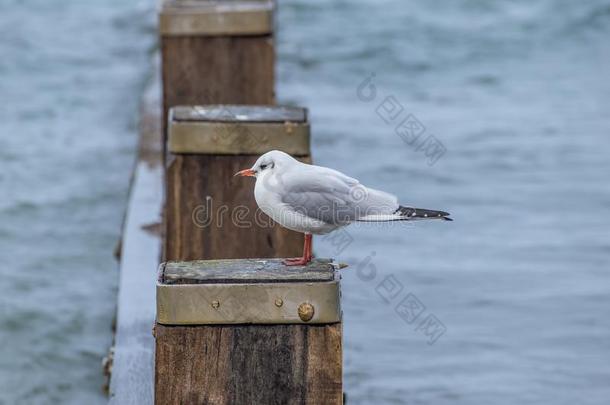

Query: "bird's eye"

xmin=260 ymin=164 xmax=268 ymax=170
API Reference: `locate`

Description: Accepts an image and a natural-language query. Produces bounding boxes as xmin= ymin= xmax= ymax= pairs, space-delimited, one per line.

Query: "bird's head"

xmin=234 ymin=150 xmax=296 ymax=178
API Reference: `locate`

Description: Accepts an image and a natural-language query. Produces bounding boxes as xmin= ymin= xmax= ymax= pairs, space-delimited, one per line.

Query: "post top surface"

xmin=162 ymin=0 xmax=273 ymax=13
xmin=172 ymin=105 xmax=307 ymax=124
xmin=161 ymin=259 xmax=335 ymax=285
xmin=159 ymin=0 xmax=274 ymax=36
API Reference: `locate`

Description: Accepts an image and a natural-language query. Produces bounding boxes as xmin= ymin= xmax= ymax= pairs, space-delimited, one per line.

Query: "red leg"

xmin=283 ymin=234 xmax=313 ymax=266
xmin=304 ymin=233 xmax=312 ymax=261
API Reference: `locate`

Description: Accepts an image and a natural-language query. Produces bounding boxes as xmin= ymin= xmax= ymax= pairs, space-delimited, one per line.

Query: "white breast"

xmin=254 ymin=172 xmax=338 ymax=235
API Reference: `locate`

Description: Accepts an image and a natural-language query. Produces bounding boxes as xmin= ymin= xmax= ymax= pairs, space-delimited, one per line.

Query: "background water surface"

xmin=0 ymin=0 xmax=153 ymax=403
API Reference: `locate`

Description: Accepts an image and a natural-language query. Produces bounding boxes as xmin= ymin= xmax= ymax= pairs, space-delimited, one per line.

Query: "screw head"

xmin=275 ymin=298 xmax=283 ymax=307
xmin=211 ymin=300 xmax=220 ymax=309
xmin=298 ymin=302 xmax=315 ymax=322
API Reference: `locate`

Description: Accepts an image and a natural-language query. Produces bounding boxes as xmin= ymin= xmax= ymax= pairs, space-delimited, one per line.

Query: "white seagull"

xmin=235 ymin=150 xmax=451 ymax=266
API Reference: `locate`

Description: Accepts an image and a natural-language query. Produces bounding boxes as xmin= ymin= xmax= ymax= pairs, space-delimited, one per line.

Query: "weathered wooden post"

xmin=164 ymin=105 xmax=310 ymax=261
xmin=155 ymin=259 xmax=343 ymax=404
xmin=159 ymin=0 xmax=275 ymax=155
xmin=157 ymin=3 xmax=337 ymax=400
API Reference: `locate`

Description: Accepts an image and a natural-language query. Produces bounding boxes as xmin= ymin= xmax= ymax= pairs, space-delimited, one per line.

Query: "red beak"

xmin=234 ymin=168 xmax=256 ymax=177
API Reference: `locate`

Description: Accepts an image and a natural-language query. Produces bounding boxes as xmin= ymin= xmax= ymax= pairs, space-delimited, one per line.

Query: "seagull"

xmin=235 ymin=150 xmax=451 ymax=266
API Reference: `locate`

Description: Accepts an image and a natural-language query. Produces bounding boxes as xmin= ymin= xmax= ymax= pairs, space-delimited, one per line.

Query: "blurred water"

xmin=277 ymin=0 xmax=610 ymax=404
xmin=0 ymin=0 xmax=154 ymax=404
xmin=1 ymin=0 xmax=610 ymax=404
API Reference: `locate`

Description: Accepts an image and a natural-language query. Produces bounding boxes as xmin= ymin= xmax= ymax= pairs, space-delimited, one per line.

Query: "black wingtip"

xmin=396 ymin=205 xmax=453 ymax=221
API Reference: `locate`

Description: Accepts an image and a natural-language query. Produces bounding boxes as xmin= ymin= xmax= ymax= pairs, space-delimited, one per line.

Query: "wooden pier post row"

xmin=164 ymin=105 xmax=310 ymax=261
xmin=154 ymin=259 xmax=343 ymax=405
xmin=159 ymin=0 xmax=275 ymax=156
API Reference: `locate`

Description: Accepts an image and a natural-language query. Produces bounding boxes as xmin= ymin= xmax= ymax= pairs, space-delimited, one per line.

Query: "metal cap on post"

xmin=168 ymin=105 xmax=310 ymax=156
xmin=157 ymin=259 xmax=341 ymax=325
xmin=159 ymin=0 xmax=274 ymax=37
xmin=154 ymin=259 xmax=343 ymax=404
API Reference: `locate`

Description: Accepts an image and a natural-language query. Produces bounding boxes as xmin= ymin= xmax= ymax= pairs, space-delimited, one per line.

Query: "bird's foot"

xmin=282 ymin=257 xmax=311 ymax=266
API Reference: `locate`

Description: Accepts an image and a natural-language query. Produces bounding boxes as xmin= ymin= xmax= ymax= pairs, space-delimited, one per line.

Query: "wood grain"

xmin=162 ymin=258 xmax=335 ymax=284
xmin=160 ymin=31 xmax=302 ymax=262
xmin=161 ymin=35 xmax=275 ymax=154
xmin=164 ymin=154 xmax=305 ymax=261
xmin=155 ymin=323 xmax=343 ymax=405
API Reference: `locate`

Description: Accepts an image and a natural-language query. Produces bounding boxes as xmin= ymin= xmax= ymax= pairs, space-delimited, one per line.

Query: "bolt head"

xmin=298 ymin=302 xmax=315 ymax=322
xmin=211 ymin=300 xmax=220 ymax=309
xmin=275 ymin=298 xmax=283 ymax=307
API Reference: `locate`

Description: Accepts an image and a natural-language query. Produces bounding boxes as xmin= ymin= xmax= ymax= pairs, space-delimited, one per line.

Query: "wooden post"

xmin=159 ymin=0 xmax=275 ymax=157
xmin=154 ymin=259 xmax=343 ymax=405
xmin=164 ymin=105 xmax=310 ymax=261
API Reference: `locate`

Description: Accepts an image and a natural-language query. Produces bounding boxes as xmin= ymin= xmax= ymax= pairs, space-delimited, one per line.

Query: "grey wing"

xmin=279 ymin=166 xmax=360 ymax=224
xmin=279 ymin=165 xmax=398 ymax=224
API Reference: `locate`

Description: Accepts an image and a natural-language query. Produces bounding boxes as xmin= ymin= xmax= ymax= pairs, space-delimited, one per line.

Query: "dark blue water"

xmin=1 ymin=0 xmax=609 ymax=404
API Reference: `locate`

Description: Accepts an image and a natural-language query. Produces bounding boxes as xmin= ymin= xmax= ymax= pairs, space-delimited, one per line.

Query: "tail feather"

xmin=395 ymin=206 xmax=452 ymax=221
xmin=356 ymin=205 xmax=452 ymax=222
